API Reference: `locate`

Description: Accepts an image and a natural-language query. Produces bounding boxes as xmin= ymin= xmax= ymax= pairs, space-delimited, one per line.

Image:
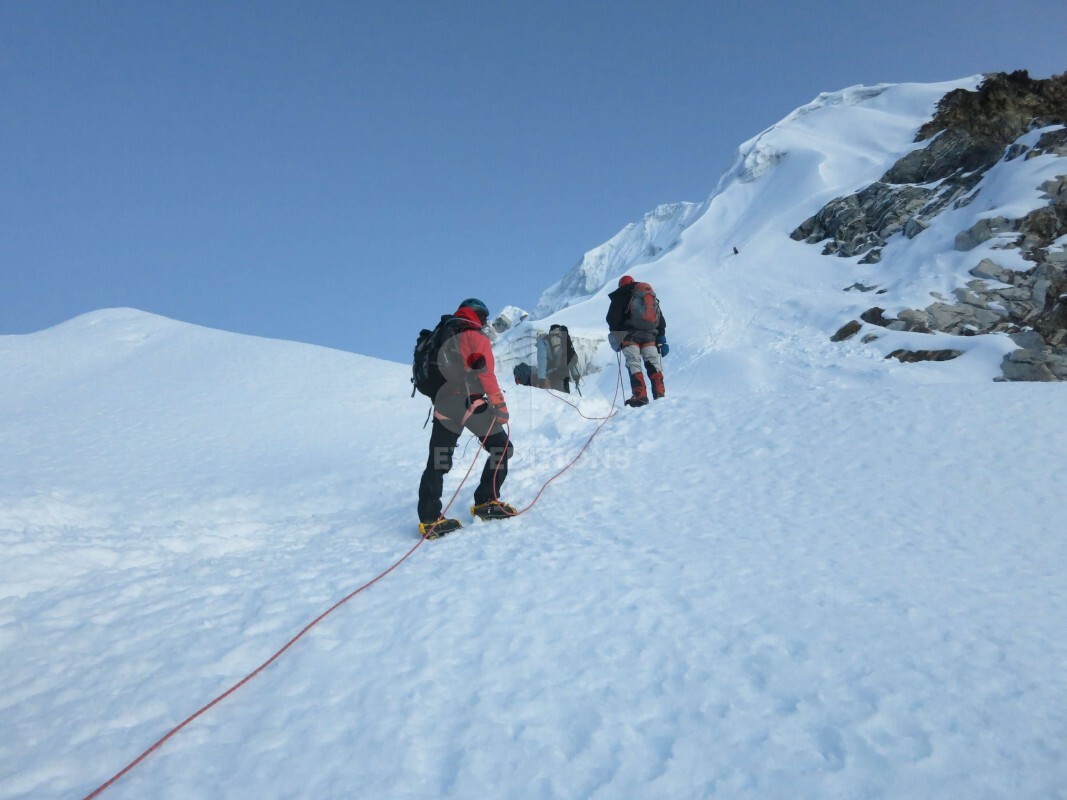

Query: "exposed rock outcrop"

xmin=802 ymin=71 xmax=1067 ymax=380
xmin=886 ymin=348 xmax=963 ymax=363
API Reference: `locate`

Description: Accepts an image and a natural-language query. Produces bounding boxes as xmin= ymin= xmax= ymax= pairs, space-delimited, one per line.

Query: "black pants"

xmin=417 ymin=401 xmax=514 ymax=523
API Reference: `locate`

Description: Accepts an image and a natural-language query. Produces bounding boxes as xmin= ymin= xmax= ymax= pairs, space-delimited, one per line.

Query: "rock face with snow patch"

xmin=486 ymin=305 xmax=529 ymax=341
xmin=796 ymin=71 xmax=1067 ymax=380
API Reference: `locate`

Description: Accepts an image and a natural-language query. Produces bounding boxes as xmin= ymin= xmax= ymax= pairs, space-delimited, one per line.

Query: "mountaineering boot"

xmin=625 ymin=373 xmax=649 ymax=407
xmin=470 ymin=500 xmax=518 ymax=521
xmin=650 ymin=372 xmax=665 ymax=400
xmin=419 ymin=516 xmax=463 ymax=540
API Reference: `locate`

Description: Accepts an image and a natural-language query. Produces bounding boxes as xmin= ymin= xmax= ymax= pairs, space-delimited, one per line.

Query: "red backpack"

xmin=626 ymin=282 xmax=660 ymax=332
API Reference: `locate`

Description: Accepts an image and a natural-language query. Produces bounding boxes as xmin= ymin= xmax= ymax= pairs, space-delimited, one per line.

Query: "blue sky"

xmin=2 ymin=1 xmax=1064 ymax=362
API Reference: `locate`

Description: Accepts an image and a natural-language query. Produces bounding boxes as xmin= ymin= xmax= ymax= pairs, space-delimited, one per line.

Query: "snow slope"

xmin=3 ymin=77 xmax=1067 ymax=800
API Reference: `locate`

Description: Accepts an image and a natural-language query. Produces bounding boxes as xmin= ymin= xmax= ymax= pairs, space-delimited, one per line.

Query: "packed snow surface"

xmin=3 ymin=76 xmax=1066 ymax=799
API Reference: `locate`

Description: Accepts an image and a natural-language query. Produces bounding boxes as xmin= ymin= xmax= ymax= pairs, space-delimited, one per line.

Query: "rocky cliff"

xmin=793 ymin=71 xmax=1067 ymax=380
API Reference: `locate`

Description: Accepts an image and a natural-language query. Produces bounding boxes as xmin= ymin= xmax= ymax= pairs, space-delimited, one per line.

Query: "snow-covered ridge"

xmin=723 ymin=85 xmax=894 ymax=186
xmin=780 ymin=83 xmax=891 ymax=124
xmin=530 ymin=84 xmax=906 ymax=314
xmin=533 ymin=201 xmax=707 ymax=317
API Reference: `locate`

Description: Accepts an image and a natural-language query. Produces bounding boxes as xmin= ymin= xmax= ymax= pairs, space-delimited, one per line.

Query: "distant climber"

xmin=411 ymin=298 xmax=517 ymax=538
xmin=606 ymin=276 xmax=668 ymax=407
xmin=536 ymin=324 xmax=581 ymax=393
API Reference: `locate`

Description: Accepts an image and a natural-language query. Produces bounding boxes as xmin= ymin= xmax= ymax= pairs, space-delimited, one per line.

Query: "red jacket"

xmin=442 ymin=307 xmax=506 ymax=408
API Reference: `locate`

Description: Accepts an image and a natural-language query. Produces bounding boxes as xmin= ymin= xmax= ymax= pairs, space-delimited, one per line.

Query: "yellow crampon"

xmin=470 ymin=500 xmax=518 ymax=520
xmin=419 ymin=517 xmax=462 ymax=539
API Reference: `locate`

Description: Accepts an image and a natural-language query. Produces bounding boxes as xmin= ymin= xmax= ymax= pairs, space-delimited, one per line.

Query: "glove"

xmin=537 ymin=379 xmax=551 ymax=389
xmin=487 ymin=392 xmax=510 ymax=424
xmin=608 ymin=333 xmax=622 ymax=352
xmin=657 ymin=336 xmax=669 ymax=357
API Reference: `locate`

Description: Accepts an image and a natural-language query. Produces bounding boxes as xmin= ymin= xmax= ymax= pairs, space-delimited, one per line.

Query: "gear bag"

xmin=625 ymin=283 xmax=660 ymax=332
xmin=546 ymin=324 xmax=578 ymax=373
xmin=411 ymin=315 xmax=461 ymax=398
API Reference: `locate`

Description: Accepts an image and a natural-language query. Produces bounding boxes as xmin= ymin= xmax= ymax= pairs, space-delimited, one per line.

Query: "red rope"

xmin=83 ymin=439 xmax=488 ymax=800
xmin=82 ymin=356 xmax=624 ymax=798
xmin=511 ymin=353 xmax=624 ymax=516
xmin=82 ymin=538 xmax=424 ymax=799
xmin=543 ymin=385 xmax=618 ymax=421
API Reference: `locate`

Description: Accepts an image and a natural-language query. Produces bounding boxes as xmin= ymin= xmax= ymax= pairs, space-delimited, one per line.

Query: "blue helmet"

xmin=458 ymin=297 xmax=489 ymax=325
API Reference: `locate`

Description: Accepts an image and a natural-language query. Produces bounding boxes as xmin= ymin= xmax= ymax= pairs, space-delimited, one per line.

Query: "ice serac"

xmin=486 ymin=305 xmax=529 ymax=341
xmin=533 ymin=201 xmax=706 ymax=317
